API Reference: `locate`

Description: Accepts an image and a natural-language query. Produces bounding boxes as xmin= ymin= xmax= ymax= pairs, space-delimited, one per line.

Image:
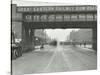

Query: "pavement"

xmin=12 ymin=45 xmax=97 ymax=75
xmin=76 ymin=44 xmax=93 ymax=49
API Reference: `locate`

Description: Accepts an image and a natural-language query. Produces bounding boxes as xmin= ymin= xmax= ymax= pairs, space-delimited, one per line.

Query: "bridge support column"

xmin=22 ymin=24 xmax=35 ymax=52
xmin=31 ymin=29 xmax=35 ymax=50
xmin=92 ymin=28 xmax=97 ymax=51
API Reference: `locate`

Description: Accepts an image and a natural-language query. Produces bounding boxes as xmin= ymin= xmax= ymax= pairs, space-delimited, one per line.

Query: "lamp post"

xmin=44 ymin=29 xmax=46 ymax=44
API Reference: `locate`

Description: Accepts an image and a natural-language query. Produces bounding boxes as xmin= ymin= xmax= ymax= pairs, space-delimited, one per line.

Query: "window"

xmin=55 ymin=15 xmax=63 ymax=21
xmin=40 ymin=15 xmax=47 ymax=22
xmin=70 ymin=14 xmax=78 ymax=21
xmin=86 ymin=14 xmax=93 ymax=21
xmin=48 ymin=15 xmax=55 ymax=22
xmin=64 ymin=15 xmax=70 ymax=21
xmin=94 ymin=14 xmax=97 ymax=21
xmin=25 ymin=15 xmax=32 ymax=21
xmin=33 ymin=15 xmax=40 ymax=22
xmin=79 ymin=14 xmax=86 ymax=21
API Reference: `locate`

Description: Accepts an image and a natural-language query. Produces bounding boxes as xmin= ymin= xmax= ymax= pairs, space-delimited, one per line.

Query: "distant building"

xmin=69 ymin=29 xmax=92 ymax=43
xmin=35 ymin=29 xmax=51 ymax=43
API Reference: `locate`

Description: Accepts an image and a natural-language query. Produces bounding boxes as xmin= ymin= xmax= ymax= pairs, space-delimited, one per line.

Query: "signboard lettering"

xmin=17 ymin=6 xmax=96 ymax=12
xmin=24 ymin=14 xmax=96 ymax=22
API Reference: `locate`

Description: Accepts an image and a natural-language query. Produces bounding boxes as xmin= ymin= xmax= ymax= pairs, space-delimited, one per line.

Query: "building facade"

xmin=69 ymin=29 xmax=92 ymax=44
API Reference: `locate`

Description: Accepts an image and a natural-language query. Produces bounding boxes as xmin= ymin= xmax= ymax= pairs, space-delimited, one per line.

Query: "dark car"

xmin=49 ymin=40 xmax=57 ymax=46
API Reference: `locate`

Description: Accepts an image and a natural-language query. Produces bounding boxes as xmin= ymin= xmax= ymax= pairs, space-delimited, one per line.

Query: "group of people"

xmin=80 ymin=42 xmax=87 ymax=47
xmin=72 ymin=42 xmax=87 ymax=47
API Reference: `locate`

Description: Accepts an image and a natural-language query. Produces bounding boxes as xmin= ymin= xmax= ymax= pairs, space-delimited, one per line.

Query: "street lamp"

xmin=44 ymin=30 xmax=46 ymax=44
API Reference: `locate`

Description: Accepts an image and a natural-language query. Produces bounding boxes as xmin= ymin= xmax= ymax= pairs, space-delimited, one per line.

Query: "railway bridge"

xmin=12 ymin=4 xmax=97 ymax=51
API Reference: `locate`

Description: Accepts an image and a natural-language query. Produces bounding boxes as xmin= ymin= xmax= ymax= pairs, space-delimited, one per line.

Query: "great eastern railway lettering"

xmin=17 ymin=5 xmax=97 ymax=13
xmin=24 ymin=14 xmax=97 ymax=22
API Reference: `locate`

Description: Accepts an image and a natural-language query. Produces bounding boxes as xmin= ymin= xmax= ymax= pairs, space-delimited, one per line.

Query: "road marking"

xmin=43 ymin=46 xmax=72 ymax=71
xmin=42 ymin=48 xmax=57 ymax=72
xmin=61 ymin=49 xmax=73 ymax=70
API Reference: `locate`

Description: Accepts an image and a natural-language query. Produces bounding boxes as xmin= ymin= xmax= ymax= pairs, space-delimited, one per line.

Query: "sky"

xmin=12 ymin=0 xmax=96 ymax=41
xmin=45 ymin=29 xmax=79 ymax=41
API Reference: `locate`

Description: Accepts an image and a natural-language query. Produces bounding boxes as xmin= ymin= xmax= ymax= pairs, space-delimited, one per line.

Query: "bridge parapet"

xmin=17 ymin=5 xmax=97 ymax=13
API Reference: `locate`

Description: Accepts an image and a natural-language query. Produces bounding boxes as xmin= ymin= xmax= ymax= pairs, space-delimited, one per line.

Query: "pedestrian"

xmin=40 ymin=43 xmax=44 ymax=49
xmin=84 ymin=42 xmax=86 ymax=48
xmin=80 ymin=42 xmax=82 ymax=47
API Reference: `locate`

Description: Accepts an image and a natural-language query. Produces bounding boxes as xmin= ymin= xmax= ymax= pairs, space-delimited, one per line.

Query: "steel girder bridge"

xmin=14 ymin=5 xmax=97 ymax=51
